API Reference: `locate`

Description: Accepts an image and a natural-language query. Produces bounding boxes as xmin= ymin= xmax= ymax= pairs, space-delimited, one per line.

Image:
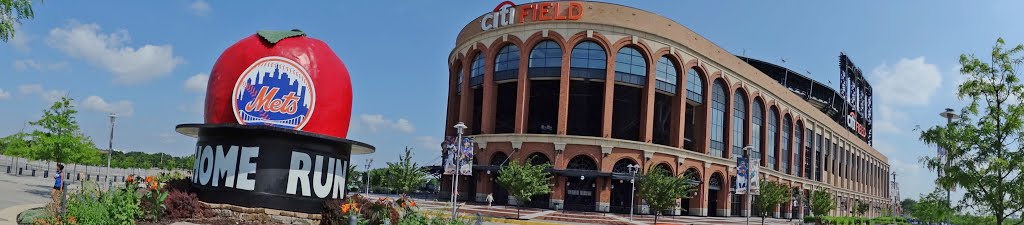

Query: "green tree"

xmin=345 ymin=163 xmax=359 ymax=190
xmin=0 ymin=0 xmax=35 ymax=42
xmin=637 ymin=167 xmax=697 ymax=225
xmin=901 ymin=198 xmax=917 ymax=216
xmin=28 ymin=96 xmax=97 ymax=165
xmin=918 ymin=38 xmax=1024 ymax=225
xmin=367 ymin=167 xmax=390 ymax=193
xmin=384 ymin=147 xmax=427 ymax=195
xmin=854 ymin=201 xmax=869 ymax=217
xmin=496 ymin=156 xmax=551 ymax=219
xmin=809 ymin=189 xmax=835 ymax=219
xmin=912 ymin=189 xmax=951 ymax=224
xmin=752 ymin=181 xmax=789 ymax=225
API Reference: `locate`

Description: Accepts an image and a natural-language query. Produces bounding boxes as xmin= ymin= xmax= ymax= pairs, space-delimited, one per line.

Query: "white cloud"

xmin=13 ymin=59 xmax=70 ymax=72
xmin=178 ymin=95 xmax=204 ymax=116
xmin=189 ymin=0 xmax=212 ymax=16
xmin=10 ymin=23 xmax=31 ymax=52
xmin=874 ymin=105 xmax=907 ymax=134
xmin=890 ymin=158 xmax=924 ymax=177
xmin=47 ymin=20 xmax=184 ymax=84
xmin=358 ymin=114 xmax=415 ymax=133
xmin=414 ymin=136 xmax=440 ymax=152
xmin=17 ymin=84 xmax=43 ymax=95
xmin=17 ymin=84 xmax=66 ymax=103
xmin=0 ymin=88 xmax=10 ymax=100
xmin=871 ymin=57 xmax=942 ymax=105
xmin=80 ymin=95 xmax=134 ymax=116
xmin=184 ymin=73 xmax=208 ymax=92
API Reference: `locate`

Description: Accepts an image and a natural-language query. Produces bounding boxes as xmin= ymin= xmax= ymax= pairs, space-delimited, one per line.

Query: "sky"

xmin=2 ymin=0 xmax=1022 ymax=203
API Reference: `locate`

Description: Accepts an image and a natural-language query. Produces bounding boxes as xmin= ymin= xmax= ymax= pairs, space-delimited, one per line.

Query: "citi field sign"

xmin=481 ymin=1 xmax=584 ymax=31
xmin=177 ymin=30 xmax=373 ymax=214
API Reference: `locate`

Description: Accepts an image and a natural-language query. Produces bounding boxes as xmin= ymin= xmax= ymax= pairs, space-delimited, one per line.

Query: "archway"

xmin=564 ymin=155 xmax=598 ymax=211
xmin=681 ymin=168 xmax=701 ymax=215
xmin=489 ymin=152 xmax=509 ymax=205
xmin=707 ymin=172 xmax=723 ymax=217
xmin=609 ymin=158 xmax=639 ymax=213
xmin=526 ymin=152 xmax=551 ymax=209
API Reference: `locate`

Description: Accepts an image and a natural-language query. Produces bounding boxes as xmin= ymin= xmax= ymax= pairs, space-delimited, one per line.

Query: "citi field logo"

xmin=232 ymin=56 xmax=316 ymax=130
xmin=480 ymin=1 xmax=583 ymax=31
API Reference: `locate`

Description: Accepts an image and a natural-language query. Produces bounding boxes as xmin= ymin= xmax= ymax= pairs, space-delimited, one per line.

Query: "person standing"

xmin=50 ymin=164 xmax=64 ymax=212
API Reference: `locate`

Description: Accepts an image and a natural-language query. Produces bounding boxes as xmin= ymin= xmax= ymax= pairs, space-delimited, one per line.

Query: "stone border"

xmin=0 ymin=204 xmax=45 ymax=225
xmin=204 ymin=202 xmax=320 ymax=225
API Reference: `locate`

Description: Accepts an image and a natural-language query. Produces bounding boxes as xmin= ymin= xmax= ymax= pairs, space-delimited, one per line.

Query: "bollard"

xmin=44 ymin=170 xmax=49 ymax=178
xmin=6 ymin=166 xmax=10 ymax=174
xmin=31 ymin=169 xmax=36 ymax=177
xmin=18 ymin=168 xmax=22 ymax=175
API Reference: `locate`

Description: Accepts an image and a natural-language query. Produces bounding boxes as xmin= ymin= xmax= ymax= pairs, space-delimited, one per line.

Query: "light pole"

xmin=939 ymin=108 xmax=958 ymax=225
xmin=743 ymin=145 xmax=754 ymax=225
xmin=107 ymin=113 xmax=116 ymax=189
xmin=452 ymin=122 xmax=467 ymax=221
xmin=627 ymin=164 xmax=639 ymax=221
xmin=365 ymin=158 xmax=372 ymax=195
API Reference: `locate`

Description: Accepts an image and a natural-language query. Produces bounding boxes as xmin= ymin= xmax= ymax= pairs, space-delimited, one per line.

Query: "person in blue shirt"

xmin=49 ymin=164 xmax=64 ymax=212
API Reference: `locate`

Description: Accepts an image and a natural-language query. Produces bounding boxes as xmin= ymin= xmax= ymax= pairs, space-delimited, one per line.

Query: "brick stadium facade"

xmin=442 ymin=1 xmax=891 ymax=218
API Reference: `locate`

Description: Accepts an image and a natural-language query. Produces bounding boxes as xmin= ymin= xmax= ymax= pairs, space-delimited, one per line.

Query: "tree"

xmin=1 ymin=0 xmax=35 ymax=42
xmin=28 ymin=96 xmax=97 ymax=165
xmin=901 ymin=198 xmax=917 ymax=216
xmin=496 ymin=156 xmax=551 ymax=219
xmin=912 ymin=189 xmax=951 ymax=225
xmin=853 ymin=201 xmax=869 ymax=217
xmin=918 ymin=38 xmax=1024 ymax=225
xmin=752 ymin=181 xmax=789 ymax=225
xmin=384 ymin=147 xmax=427 ymax=195
xmin=809 ymin=189 xmax=835 ymax=218
xmin=636 ymin=167 xmax=697 ymax=225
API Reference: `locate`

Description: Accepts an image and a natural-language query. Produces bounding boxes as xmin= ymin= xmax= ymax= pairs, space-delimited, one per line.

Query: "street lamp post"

xmin=743 ymin=145 xmax=754 ymax=225
xmin=107 ymin=113 xmax=116 ymax=189
xmin=365 ymin=158 xmax=373 ymax=195
xmin=452 ymin=122 xmax=467 ymax=221
xmin=627 ymin=164 xmax=639 ymax=221
xmin=939 ymin=108 xmax=958 ymax=225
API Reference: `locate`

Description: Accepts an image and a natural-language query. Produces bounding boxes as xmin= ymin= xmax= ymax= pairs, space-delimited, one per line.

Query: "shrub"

xmin=163 ymin=178 xmax=192 ymax=193
xmin=107 ymin=187 xmax=142 ymax=225
xmin=164 ymin=190 xmax=207 ymax=219
xmin=804 ymin=216 xmax=817 ymax=223
xmin=66 ymin=192 xmax=110 ymax=225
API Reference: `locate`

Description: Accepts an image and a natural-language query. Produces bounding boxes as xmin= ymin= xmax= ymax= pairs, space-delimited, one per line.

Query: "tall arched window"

xmin=655 ymin=56 xmax=678 ymax=94
xmin=493 ymin=44 xmax=520 ymax=81
xmin=710 ymin=80 xmax=727 ymax=158
xmin=782 ymin=116 xmax=793 ymax=175
xmin=686 ymin=68 xmax=704 ymax=104
xmin=529 ymin=41 xmax=561 ymax=78
xmin=731 ymin=91 xmax=747 ymax=159
xmin=752 ymin=100 xmax=764 ymax=164
xmin=469 ymin=53 xmax=485 ymax=86
xmin=614 ymin=47 xmax=646 ymax=86
xmin=793 ymin=121 xmax=802 ymax=176
xmin=768 ymin=108 xmax=778 ymax=170
xmin=455 ymin=65 xmax=463 ymax=95
xmin=570 ymin=41 xmax=606 ymax=79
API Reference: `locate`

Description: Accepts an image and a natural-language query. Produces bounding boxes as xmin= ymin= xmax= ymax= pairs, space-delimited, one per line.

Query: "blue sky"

xmin=2 ymin=0 xmax=1022 ymax=201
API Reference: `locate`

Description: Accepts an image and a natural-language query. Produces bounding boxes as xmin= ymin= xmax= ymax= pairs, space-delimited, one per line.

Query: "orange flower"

xmin=145 ymin=176 xmax=154 ymax=183
xmin=410 ymin=201 xmax=417 ymax=207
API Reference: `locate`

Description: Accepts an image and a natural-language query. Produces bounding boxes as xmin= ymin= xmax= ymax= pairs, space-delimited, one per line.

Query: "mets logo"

xmin=232 ymin=56 xmax=316 ymax=130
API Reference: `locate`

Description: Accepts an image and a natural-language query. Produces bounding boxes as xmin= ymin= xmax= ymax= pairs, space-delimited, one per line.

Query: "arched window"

xmin=570 ymin=41 xmax=606 ymax=79
xmin=528 ymin=41 xmax=561 ymax=78
xmin=686 ymin=68 xmax=704 ymax=104
xmin=792 ymin=121 xmax=801 ymax=175
xmin=614 ymin=47 xmax=646 ymax=86
xmin=710 ymin=80 xmax=727 ymax=158
xmin=455 ymin=64 xmax=463 ymax=95
xmin=752 ymin=100 xmax=764 ymax=164
xmin=768 ymin=108 xmax=778 ymax=170
xmin=494 ymin=44 xmax=520 ymax=81
xmin=469 ymin=53 xmax=485 ymax=86
xmin=655 ymin=56 xmax=678 ymax=94
xmin=731 ymin=91 xmax=747 ymax=159
xmin=783 ymin=117 xmax=793 ymax=175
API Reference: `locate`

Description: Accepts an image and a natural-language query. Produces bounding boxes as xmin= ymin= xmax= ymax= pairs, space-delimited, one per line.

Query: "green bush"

xmin=106 ymin=187 xmax=142 ymax=225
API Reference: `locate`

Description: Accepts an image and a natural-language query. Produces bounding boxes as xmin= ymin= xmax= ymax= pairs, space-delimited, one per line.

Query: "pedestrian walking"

xmin=486 ymin=193 xmax=493 ymax=208
xmin=50 ymin=164 xmax=64 ymax=212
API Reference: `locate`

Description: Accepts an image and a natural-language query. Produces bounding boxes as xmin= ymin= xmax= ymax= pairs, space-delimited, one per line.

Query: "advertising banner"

xmin=735 ymin=155 xmax=748 ymax=194
xmin=749 ymin=157 xmax=761 ymax=195
xmin=443 ymin=136 xmax=474 ymax=176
